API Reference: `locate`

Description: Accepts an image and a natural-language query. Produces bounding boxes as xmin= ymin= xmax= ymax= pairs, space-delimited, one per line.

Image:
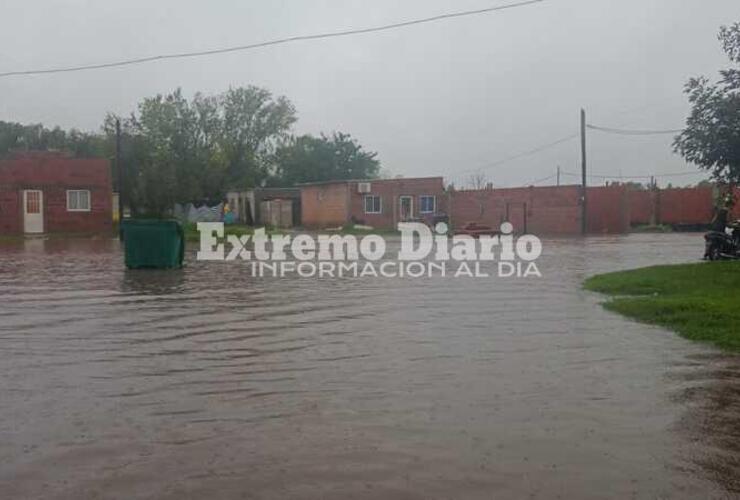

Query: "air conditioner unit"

xmin=357 ymin=182 xmax=371 ymax=194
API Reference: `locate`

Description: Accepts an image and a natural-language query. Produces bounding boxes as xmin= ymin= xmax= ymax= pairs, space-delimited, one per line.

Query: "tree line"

xmin=0 ymin=86 xmax=380 ymax=215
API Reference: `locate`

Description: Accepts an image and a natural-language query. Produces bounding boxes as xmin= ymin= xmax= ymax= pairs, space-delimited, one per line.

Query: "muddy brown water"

xmin=0 ymin=233 xmax=739 ymax=499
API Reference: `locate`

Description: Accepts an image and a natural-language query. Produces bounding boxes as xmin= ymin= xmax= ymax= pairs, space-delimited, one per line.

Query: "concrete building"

xmin=300 ymin=177 xmax=446 ymax=229
xmin=0 ymin=151 xmax=113 ymax=235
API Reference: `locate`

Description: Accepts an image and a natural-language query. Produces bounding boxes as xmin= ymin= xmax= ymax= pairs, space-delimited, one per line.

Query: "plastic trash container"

xmin=121 ymin=219 xmax=185 ymax=269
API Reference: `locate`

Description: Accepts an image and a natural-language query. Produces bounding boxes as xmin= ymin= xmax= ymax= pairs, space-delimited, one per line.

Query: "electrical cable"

xmin=0 ymin=0 xmax=544 ymax=78
xmin=586 ymin=124 xmax=685 ymax=135
xmin=457 ymin=133 xmax=579 ymax=175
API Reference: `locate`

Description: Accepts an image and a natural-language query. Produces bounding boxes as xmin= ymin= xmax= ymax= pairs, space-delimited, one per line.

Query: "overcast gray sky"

xmin=1 ymin=0 xmax=738 ymax=187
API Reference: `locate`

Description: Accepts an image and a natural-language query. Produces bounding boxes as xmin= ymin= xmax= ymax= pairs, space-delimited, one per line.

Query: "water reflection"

xmin=121 ymin=269 xmax=187 ymax=295
xmin=669 ymin=353 xmax=740 ymax=494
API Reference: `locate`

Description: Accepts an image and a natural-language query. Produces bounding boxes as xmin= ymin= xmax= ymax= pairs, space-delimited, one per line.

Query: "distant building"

xmin=226 ymin=188 xmax=301 ymax=228
xmin=300 ymin=177 xmax=446 ymax=229
xmin=0 ymin=151 xmax=113 ymax=235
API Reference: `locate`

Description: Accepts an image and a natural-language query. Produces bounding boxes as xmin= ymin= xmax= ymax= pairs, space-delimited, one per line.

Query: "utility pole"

xmin=115 ymin=118 xmax=124 ymax=239
xmin=580 ymin=108 xmax=587 ymax=235
xmin=556 ymin=165 xmax=561 ymax=187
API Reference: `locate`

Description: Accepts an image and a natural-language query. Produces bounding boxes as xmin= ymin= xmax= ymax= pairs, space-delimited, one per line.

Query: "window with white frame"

xmin=364 ymin=195 xmax=382 ymax=214
xmin=67 ymin=190 xmax=91 ymax=212
xmin=419 ymin=195 xmax=436 ymax=214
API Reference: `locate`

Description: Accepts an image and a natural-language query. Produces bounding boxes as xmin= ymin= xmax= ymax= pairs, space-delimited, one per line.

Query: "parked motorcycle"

xmin=704 ymin=220 xmax=740 ymax=261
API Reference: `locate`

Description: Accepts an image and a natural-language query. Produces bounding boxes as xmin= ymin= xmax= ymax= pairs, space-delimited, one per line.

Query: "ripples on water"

xmin=0 ymin=234 xmax=738 ymax=499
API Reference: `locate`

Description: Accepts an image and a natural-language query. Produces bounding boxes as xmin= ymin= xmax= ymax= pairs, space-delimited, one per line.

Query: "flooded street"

xmin=1 ymin=233 xmax=739 ymax=499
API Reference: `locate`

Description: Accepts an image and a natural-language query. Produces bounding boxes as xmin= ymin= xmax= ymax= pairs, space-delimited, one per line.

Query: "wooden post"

xmin=580 ymin=109 xmax=587 ymax=235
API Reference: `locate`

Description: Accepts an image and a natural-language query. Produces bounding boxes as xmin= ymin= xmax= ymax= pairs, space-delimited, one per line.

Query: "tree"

xmin=674 ymin=23 xmax=740 ymax=187
xmin=270 ymin=132 xmax=380 ymax=187
xmin=220 ymin=86 xmax=296 ymax=188
xmin=623 ymin=181 xmax=647 ymax=191
xmin=0 ymin=120 xmax=106 ymax=157
xmin=468 ymin=172 xmax=490 ymax=190
xmin=123 ymin=86 xmax=297 ymax=215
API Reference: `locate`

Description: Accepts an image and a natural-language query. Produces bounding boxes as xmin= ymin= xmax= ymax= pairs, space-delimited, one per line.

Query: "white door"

xmin=23 ymin=190 xmax=44 ymax=233
xmin=399 ymin=196 xmax=414 ymax=221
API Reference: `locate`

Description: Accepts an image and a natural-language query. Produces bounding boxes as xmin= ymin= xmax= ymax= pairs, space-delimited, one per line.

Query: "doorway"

xmin=23 ymin=190 xmax=44 ymax=234
xmin=399 ymin=196 xmax=413 ymax=221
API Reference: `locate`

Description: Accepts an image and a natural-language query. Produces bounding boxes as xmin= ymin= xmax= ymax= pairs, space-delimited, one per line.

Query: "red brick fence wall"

xmin=448 ymin=184 xmax=734 ymax=235
xmin=449 ymin=185 xmax=629 ymax=234
xmin=629 ymin=187 xmax=719 ymax=227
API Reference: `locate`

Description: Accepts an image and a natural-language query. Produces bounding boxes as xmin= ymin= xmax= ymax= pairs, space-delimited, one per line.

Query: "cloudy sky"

xmin=0 ymin=0 xmax=737 ymax=187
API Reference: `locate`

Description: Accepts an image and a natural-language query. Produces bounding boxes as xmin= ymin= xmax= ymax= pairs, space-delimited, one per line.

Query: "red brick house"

xmin=0 ymin=151 xmax=113 ymax=235
xmin=300 ymin=177 xmax=447 ymax=229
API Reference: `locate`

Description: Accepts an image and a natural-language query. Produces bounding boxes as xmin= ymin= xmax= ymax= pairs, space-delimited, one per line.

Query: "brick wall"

xmin=658 ymin=187 xmax=714 ymax=225
xmin=0 ymin=189 xmax=21 ymax=233
xmin=300 ymin=183 xmax=350 ymax=228
xmin=300 ymin=178 xmax=446 ymax=229
xmin=0 ymin=152 xmax=112 ymax=234
xmin=587 ymin=185 xmax=630 ymax=234
xmin=449 ymin=185 xmax=583 ymax=234
xmin=299 ymin=178 xmax=727 ymax=234
xmin=628 ymin=190 xmax=655 ymax=225
xmin=450 ymin=184 xmax=631 ymax=235
xmin=348 ymin=178 xmax=446 ymax=229
xmin=628 ymin=186 xmax=717 ymax=227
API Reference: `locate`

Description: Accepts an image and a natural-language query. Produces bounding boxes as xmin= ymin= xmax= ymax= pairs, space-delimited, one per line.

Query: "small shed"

xmin=226 ymin=188 xmax=301 ymax=227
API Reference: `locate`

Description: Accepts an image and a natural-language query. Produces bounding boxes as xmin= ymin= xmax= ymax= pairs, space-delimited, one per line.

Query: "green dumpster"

xmin=121 ymin=219 xmax=185 ymax=269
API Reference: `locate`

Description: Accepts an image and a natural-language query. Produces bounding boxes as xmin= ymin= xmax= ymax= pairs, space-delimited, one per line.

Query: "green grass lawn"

xmin=182 ymin=223 xmax=400 ymax=242
xmin=584 ymin=261 xmax=740 ymax=352
xmin=182 ymin=223 xmax=288 ymax=242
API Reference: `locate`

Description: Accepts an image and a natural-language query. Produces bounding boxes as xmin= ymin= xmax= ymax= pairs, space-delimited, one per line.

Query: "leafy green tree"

xmin=220 ymin=86 xmax=296 ymax=188
xmin=123 ymin=86 xmax=296 ymax=214
xmin=674 ymin=23 xmax=740 ymax=185
xmin=134 ymin=89 xmax=205 ymax=205
xmin=0 ymin=120 xmax=105 ymax=157
xmin=271 ymin=132 xmax=380 ymax=186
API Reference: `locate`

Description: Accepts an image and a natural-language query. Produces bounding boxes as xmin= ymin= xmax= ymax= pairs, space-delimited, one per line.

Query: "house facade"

xmin=300 ymin=177 xmax=447 ymax=229
xmin=0 ymin=151 xmax=113 ymax=235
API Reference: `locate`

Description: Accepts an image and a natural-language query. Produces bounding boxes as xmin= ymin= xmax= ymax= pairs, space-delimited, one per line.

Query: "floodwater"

xmin=0 ymin=233 xmax=738 ymax=499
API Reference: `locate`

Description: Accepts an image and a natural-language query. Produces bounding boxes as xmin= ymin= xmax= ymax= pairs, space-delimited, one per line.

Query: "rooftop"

xmin=297 ymin=176 xmax=444 ymax=187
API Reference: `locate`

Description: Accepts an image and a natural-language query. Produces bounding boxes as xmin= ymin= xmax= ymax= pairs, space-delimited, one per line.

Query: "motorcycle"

xmin=704 ymin=220 xmax=740 ymax=261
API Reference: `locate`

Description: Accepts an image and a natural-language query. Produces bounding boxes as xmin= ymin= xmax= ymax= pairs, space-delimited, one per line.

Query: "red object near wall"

xmin=0 ymin=151 xmax=113 ymax=235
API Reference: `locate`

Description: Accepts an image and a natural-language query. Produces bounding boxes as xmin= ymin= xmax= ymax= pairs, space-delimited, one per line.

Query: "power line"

xmin=444 ymin=113 xmax=690 ymax=185
xmin=561 ymin=170 xmax=703 ymax=180
xmin=523 ymin=173 xmax=557 ymax=186
xmin=0 ymin=0 xmax=544 ymax=78
xmin=586 ymin=124 xmax=685 ymax=135
xmin=458 ymin=133 xmax=579 ymax=175
xmin=447 ymin=119 xmax=689 ymax=184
